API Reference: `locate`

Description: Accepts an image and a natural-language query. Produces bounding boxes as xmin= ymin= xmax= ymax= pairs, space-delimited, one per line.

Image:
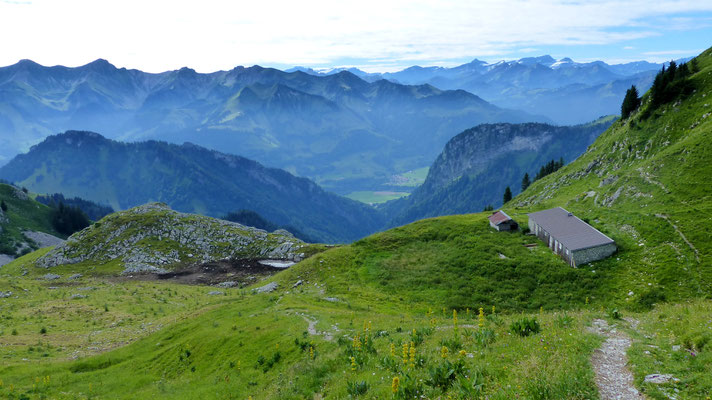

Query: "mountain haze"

xmin=0 ymin=59 xmax=546 ymax=193
xmin=0 ymin=131 xmax=384 ymax=243
xmin=293 ymin=56 xmax=682 ymax=124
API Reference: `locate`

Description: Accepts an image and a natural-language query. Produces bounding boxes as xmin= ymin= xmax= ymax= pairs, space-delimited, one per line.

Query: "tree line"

xmin=621 ymin=58 xmax=698 ymax=120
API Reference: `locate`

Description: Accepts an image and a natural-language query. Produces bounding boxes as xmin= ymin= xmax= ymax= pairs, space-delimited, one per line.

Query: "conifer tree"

xmin=521 ymin=173 xmax=531 ymax=192
xmin=503 ymin=186 xmax=512 ymax=204
xmin=621 ymin=85 xmax=641 ymax=119
xmin=0 ymin=200 xmax=7 ymax=212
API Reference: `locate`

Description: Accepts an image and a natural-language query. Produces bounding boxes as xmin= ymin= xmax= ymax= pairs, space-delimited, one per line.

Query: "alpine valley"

xmin=0 ymin=15 xmax=710 ymax=398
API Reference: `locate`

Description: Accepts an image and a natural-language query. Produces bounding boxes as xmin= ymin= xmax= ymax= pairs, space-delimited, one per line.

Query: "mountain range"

xmin=0 ymin=131 xmax=384 ymax=244
xmin=289 ymin=55 xmax=687 ymax=125
xmin=0 ymin=59 xmax=545 ymax=194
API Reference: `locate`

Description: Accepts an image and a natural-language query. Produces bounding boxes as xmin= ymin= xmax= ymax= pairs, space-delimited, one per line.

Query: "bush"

xmin=510 ymin=317 xmax=540 ymax=337
xmin=607 ymin=308 xmax=622 ymax=320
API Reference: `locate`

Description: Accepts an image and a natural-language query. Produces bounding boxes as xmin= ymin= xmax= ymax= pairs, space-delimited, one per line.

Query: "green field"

xmin=390 ymin=167 xmax=429 ymax=187
xmin=346 ymin=191 xmax=411 ymax=204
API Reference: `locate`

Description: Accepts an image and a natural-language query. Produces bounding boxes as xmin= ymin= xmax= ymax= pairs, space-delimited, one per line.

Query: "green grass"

xmin=0 ymin=183 xmax=61 ymax=257
xmin=0 ymin=255 xmax=610 ymax=399
xmin=626 ymin=300 xmax=712 ymax=399
xmin=346 ymin=191 xmax=410 ymax=204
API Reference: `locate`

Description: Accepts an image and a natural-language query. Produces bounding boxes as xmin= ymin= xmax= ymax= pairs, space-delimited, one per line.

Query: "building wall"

xmin=529 ymin=217 xmax=613 ymax=266
xmin=572 ymin=243 xmax=617 ymax=266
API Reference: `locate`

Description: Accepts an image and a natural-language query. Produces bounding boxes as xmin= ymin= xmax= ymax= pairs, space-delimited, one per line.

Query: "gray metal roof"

xmin=527 ymin=207 xmax=614 ymax=251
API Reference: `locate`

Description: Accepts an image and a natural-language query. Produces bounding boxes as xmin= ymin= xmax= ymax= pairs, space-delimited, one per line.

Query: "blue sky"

xmin=0 ymin=0 xmax=710 ymax=73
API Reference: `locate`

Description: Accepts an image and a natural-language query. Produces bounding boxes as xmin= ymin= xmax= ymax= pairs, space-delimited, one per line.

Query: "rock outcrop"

xmin=37 ymin=203 xmax=304 ymax=274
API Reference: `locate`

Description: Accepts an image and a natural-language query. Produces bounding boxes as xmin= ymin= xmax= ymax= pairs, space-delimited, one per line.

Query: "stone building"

xmin=488 ymin=210 xmax=518 ymax=231
xmin=528 ymin=207 xmax=616 ymax=267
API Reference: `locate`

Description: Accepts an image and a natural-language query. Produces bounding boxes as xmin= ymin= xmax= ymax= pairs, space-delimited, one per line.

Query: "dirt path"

xmin=588 ymin=319 xmax=645 ymax=400
xmin=297 ymin=313 xmax=334 ymax=341
xmin=655 ymin=214 xmax=700 ymax=262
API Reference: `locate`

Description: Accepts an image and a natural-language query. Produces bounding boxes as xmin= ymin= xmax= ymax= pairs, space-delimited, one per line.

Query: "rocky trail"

xmin=588 ymin=318 xmax=645 ymax=400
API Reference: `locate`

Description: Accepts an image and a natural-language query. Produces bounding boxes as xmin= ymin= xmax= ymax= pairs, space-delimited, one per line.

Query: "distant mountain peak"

xmin=518 ymin=55 xmax=556 ymax=66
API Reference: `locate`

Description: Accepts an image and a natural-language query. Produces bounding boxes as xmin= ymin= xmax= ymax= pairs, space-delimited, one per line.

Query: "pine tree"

xmin=0 ymin=200 xmax=7 ymax=212
xmin=503 ymin=186 xmax=512 ymax=204
xmin=521 ymin=173 xmax=531 ymax=192
xmin=621 ymin=85 xmax=641 ymax=119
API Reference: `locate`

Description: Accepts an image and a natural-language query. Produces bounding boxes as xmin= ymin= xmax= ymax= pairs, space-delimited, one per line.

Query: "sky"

xmin=0 ymin=0 xmax=710 ymax=73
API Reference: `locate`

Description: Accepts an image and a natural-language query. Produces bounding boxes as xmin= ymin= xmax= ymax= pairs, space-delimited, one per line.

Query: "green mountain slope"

xmin=0 ymin=183 xmax=63 ymax=260
xmin=509 ymin=47 xmax=712 ymax=301
xmin=0 ymin=131 xmax=385 ymax=243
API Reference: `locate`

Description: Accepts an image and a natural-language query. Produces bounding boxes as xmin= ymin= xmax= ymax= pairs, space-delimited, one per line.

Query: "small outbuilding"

xmin=488 ymin=210 xmax=518 ymax=231
xmin=528 ymin=207 xmax=616 ymax=267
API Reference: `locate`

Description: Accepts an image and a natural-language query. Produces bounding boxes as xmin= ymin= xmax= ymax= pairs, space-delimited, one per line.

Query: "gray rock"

xmin=68 ymin=273 xmax=83 ymax=280
xmin=0 ymin=254 xmax=15 ymax=268
xmin=323 ymin=297 xmax=340 ymax=302
xmin=42 ymin=273 xmax=61 ymax=280
xmin=207 ymin=291 xmax=224 ymax=296
xmin=254 ymin=282 xmax=278 ymax=293
xmin=121 ymin=263 xmax=168 ymax=275
xmin=644 ymin=374 xmax=679 ymax=384
xmin=293 ymin=280 xmax=303 ymax=288
xmin=215 ymin=281 xmax=238 ymax=288
xmin=0 ymin=291 xmax=13 ymax=298
xmin=70 ymin=294 xmax=87 ymax=299
xmin=599 ymin=175 xmax=619 ymax=187
xmin=22 ymin=230 xmax=65 ymax=249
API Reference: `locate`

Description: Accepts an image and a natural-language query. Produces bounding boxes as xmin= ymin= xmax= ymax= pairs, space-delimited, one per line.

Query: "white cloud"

xmin=0 ymin=0 xmax=710 ymax=72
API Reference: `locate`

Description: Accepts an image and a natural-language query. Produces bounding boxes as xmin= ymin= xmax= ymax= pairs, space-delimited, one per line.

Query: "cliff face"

xmin=384 ymin=119 xmax=614 ymax=226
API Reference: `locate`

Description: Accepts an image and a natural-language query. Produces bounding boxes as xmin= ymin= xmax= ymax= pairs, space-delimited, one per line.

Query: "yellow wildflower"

xmin=441 ymin=346 xmax=449 ymax=359
xmin=478 ymin=308 xmax=485 ymax=328
xmin=392 ymin=376 xmax=400 ymax=393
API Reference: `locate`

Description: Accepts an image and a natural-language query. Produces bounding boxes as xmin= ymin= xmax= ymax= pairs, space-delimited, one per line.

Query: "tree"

xmin=521 ymin=173 xmax=531 ymax=192
xmin=483 ymin=204 xmax=494 ymax=212
xmin=51 ymin=201 xmax=90 ymax=236
xmin=621 ymin=85 xmax=641 ymax=119
xmin=503 ymin=187 xmax=512 ymax=204
xmin=0 ymin=200 xmax=7 ymax=212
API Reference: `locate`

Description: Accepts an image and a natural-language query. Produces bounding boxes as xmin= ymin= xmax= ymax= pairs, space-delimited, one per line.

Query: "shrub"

xmin=555 ymin=314 xmax=574 ymax=328
xmin=40 ymin=327 xmax=47 ymax=335
xmin=607 ymin=308 xmax=622 ymax=320
xmin=426 ymin=359 xmax=467 ymax=392
xmin=510 ymin=317 xmax=540 ymax=337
